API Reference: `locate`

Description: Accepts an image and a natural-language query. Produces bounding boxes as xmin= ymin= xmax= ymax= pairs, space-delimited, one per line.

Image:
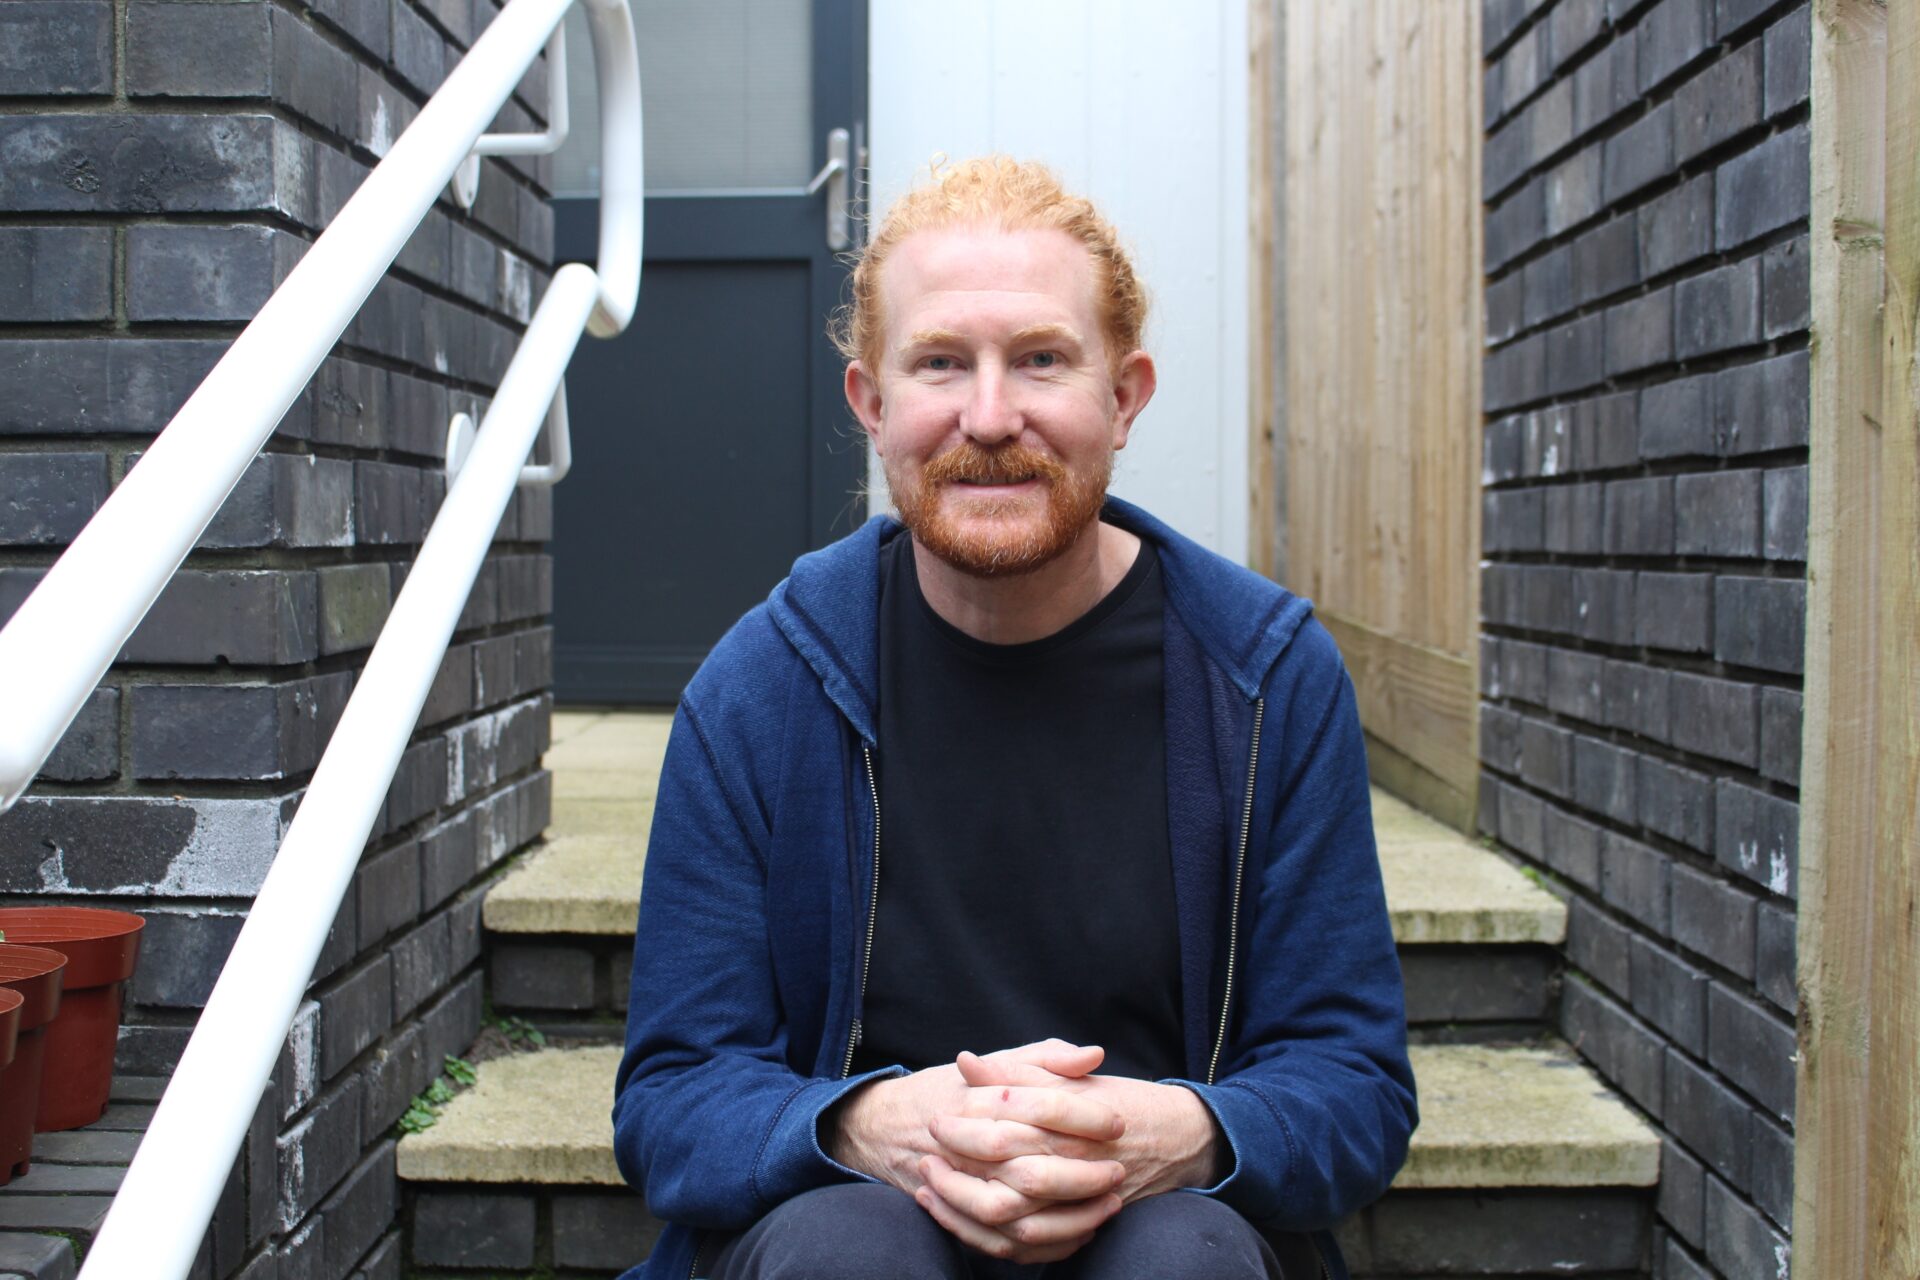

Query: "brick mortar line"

xmin=1482 ymin=447 xmax=1813 ymax=491
xmin=1479 ymin=621 xmax=1809 ymax=690
xmin=1480 ymin=549 xmax=1808 ymax=574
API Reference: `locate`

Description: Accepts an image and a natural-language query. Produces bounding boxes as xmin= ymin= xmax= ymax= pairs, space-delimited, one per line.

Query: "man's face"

xmin=845 ymin=225 xmax=1155 ymax=576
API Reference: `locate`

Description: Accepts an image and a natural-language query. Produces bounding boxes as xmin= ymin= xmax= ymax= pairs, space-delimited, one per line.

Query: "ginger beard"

xmin=889 ymin=439 xmax=1113 ymax=577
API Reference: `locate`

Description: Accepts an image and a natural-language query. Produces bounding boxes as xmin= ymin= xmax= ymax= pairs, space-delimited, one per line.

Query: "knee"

xmin=726 ymin=1184 xmax=965 ymax=1280
xmin=1080 ymin=1193 xmax=1272 ymax=1280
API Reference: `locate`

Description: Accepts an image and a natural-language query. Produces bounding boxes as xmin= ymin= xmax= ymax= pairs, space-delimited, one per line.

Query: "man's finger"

xmin=959 ymin=1084 xmax=1125 ymax=1140
xmin=983 ymin=1040 xmax=1105 ymax=1079
xmin=937 ymin=1150 xmax=1127 ymax=1201
xmin=919 ymin=1154 xmax=1044 ymax=1226
xmin=913 ymin=1184 xmax=1095 ymax=1265
xmin=932 ymin=1113 xmax=1113 ymax=1164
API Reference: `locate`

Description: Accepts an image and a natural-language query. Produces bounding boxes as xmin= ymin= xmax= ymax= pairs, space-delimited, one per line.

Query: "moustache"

xmin=920 ymin=443 xmax=1067 ymax=488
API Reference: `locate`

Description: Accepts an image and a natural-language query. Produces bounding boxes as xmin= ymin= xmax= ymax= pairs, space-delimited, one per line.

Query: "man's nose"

xmin=959 ymin=363 xmax=1022 ymax=444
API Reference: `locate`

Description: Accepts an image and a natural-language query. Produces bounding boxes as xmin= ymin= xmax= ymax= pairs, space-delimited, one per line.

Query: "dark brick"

xmin=1708 ymin=985 xmax=1796 ymax=1118
xmin=552 ymin=1194 xmax=664 ymax=1271
xmin=1604 ymin=101 xmax=1674 ymax=203
xmin=1500 ymin=639 xmax=1551 ymax=705
xmin=1572 ymin=391 xmax=1641 ymax=471
xmin=319 ymin=1143 xmax=396 ymax=1280
xmin=1604 ymin=476 xmax=1675 ymax=554
xmin=127 ymin=224 xmax=307 ymax=324
xmin=1486 ymin=333 xmax=1547 ymax=413
xmin=1487 ymin=273 xmax=1525 ymax=345
xmin=1664 ymin=1048 xmax=1753 ymax=1187
xmin=1634 ymin=755 xmax=1711 ymax=849
xmin=1641 ymin=374 xmax=1716 ymax=460
xmin=1761 ymin=234 xmax=1810 ymax=336
xmin=1713 ymin=349 xmax=1810 ymax=455
xmin=129 ymin=674 xmax=350 ymax=781
xmin=319 ymin=957 xmax=392 ymax=1079
xmin=1675 ymin=469 xmax=1763 ymax=557
xmin=277 ymin=1217 xmax=324 ymax=1280
xmin=0 ymin=452 xmax=108 ymax=546
xmin=389 ymin=912 xmax=451 ymax=1020
xmin=353 ymin=463 xmax=427 ymax=546
xmin=1605 ymin=659 xmax=1671 ymax=739
xmin=1675 ymin=40 xmax=1762 ymax=163
xmin=0 ymin=115 xmax=311 ymax=221
xmin=1563 ymin=975 xmax=1666 ymax=1114
xmin=1635 ymin=571 xmax=1712 ymax=652
xmin=1758 ymin=686 xmax=1801 ymax=785
xmin=1605 ymin=287 xmax=1674 ymax=375
xmin=472 ymin=634 xmax=520 ymax=709
xmin=354 ymin=1232 xmax=401 ymax=1280
xmin=1519 ymin=717 xmax=1575 ymax=797
xmin=1716 ymin=123 xmax=1811 ymax=250
xmin=1674 ymin=258 xmax=1763 ymax=359
xmin=0 ymin=1 xmax=113 ymax=95
xmin=1574 ymin=36 xmax=1641 ymax=137
xmin=1364 ymin=1186 xmax=1653 ymax=1275
xmin=317 ymin=564 xmax=392 ymax=657
xmin=0 ymin=1230 xmax=76 ymax=1280
xmin=1568 ymin=896 xmax=1633 ymax=994
xmin=197 ymin=453 xmax=354 ymax=550
xmin=1547 ymin=314 xmax=1606 ymax=393
xmin=1573 ymin=568 xmax=1636 ymax=645
xmin=391 ymin=0 xmax=448 ymax=98
xmin=1639 ymin=0 xmax=1713 ymax=90
xmin=1715 ymin=0 xmax=1779 ymax=38
xmin=356 ymin=842 xmax=420 ymax=948
xmin=1603 ymin=829 xmax=1669 ymax=929
xmin=39 ymin=686 xmax=119 ymax=783
xmin=447 ymin=889 xmax=484 ymax=974
xmin=1549 ymin=0 xmax=1608 ymax=69
xmin=1544 ymin=145 xmax=1604 ymax=237
xmin=1660 ymin=1137 xmax=1708 ymax=1246
xmin=277 ymin=1078 xmax=361 ymax=1231
xmin=411 ymin=1191 xmax=534 ymax=1269
xmin=513 ymin=627 xmax=554 ymax=697
xmin=1528 ymin=79 xmax=1576 ymax=167
xmin=420 ymin=644 xmax=476 ymax=728
xmin=123 ymin=570 xmax=319 ymax=665
xmin=1750 ymin=1112 xmax=1793 ymax=1230
xmin=382 ymin=737 xmax=447 ymax=831
xmin=1714 ymin=574 xmax=1805 ymax=673
xmin=1762 ymin=464 xmax=1807 ymax=560
xmin=131 ymin=906 xmax=247 ymax=1008
xmin=1523 ymin=246 xmax=1575 ymax=328
xmin=1668 ymin=671 xmax=1760 ymax=767
xmin=1543 ymin=481 xmax=1605 ymax=554
xmin=1547 ymin=648 xmax=1607 ymax=722
xmin=1671 ymin=865 xmax=1758 ymax=976
xmin=0 ymin=227 xmax=112 ymax=322
xmin=1487 ymin=178 xmax=1548 ymax=273
xmin=1486 ymin=114 xmax=1533 ymax=201
xmin=0 ymin=339 xmax=238 ymax=438
xmin=1704 ymin=1173 xmax=1791 ymax=1278
xmin=360 ymin=1019 xmax=430 ymax=1136
xmin=1571 ymin=215 xmax=1639 ymax=305
xmin=1763 ymin=7 xmax=1811 ymax=117
xmin=491 ymin=941 xmax=595 ymax=1010
xmin=125 ymin=0 xmax=269 ymax=96
xmin=1754 ymin=902 xmax=1796 ymax=1012
xmin=1630 ymin=934 xmax=1708 ymax=1051
xmin=1640 ymin=173 xmax=1715 ymax=279
xmin=1520 ymin=404 xmax=1573 ymax=477
xmin=1715 ymin=778 xmax=1797 ymax=896
xmin=1498 ymin=782 xmax=1545 ymax=858
xmin=419 ymin=810 xmax=478 ymax=910
xmin=1543 ymin=801 xmax=1605 ymax=888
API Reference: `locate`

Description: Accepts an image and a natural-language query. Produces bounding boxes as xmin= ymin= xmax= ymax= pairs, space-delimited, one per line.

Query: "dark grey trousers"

xmin=707 ymin=1182 xmax=1306 ymax=1280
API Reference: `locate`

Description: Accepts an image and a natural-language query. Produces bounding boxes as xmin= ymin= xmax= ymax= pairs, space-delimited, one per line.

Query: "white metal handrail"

xmin=0 ymin=0 xmax=641 ymax=1274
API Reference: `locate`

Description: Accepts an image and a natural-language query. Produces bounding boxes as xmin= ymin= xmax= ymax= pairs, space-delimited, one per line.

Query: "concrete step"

xmin=484 ymin=710 xmax=1568 ymax=1035
xmin=396 ymin=1040 xmax=1659 ymax=1276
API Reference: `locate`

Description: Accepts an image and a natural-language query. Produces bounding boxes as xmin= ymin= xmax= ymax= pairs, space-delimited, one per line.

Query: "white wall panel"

xmin=866 ymin=0 xmax=1250 ymax=561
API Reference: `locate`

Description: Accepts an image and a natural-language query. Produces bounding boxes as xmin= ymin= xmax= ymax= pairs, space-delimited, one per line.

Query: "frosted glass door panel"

xmin=554 ymin=0 xmax=813 ymax=196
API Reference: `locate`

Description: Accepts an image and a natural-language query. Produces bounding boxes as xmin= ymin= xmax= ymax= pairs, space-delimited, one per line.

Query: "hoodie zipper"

xmin=841 ymin=744 xmax=882 ymax=1078
xmin=1206 ymin=697 xmax=1264 ymax=1086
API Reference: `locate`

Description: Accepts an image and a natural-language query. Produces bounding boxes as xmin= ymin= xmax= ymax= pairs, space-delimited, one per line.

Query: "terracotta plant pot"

xmin=0 ymin=908 xmax=144 ymax=1132
xmin=0 ymin=945 xmax=67 ymax=1186
xmin=0 ymin=987 xmax=21 ymax=1071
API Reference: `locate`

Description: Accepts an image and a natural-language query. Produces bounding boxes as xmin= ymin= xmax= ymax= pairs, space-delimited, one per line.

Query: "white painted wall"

xmin=866 ymin=0 xmax=1251 ymax=561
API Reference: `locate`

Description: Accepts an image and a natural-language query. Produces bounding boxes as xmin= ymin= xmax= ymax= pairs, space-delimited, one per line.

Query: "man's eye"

xmin=1028 ymin=352 xmax=1058 ymax=369
xmin=924 ymin=355 xmax=956 ymax=371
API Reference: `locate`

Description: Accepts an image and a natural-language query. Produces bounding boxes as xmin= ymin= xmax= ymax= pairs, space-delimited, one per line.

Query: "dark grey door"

xmin=549 ymin=0 xmax=868 ymax=705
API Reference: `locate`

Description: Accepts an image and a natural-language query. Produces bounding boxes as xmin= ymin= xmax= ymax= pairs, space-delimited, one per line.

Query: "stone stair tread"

xmin=502 ymin=713 xmax=1567 ymax=947
xmin=1372 ymin=789 xmax=1566 ymax=945
xmin=1399 ymin=1042 xmax=1659 ymax=1189
xmin=396 ymin=1045 xmax=627 ymax=1186
xmin=395 ymin=1042 xmax=1657 ymax=1192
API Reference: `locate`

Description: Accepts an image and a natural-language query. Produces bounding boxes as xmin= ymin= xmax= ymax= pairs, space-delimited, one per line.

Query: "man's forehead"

xmin=881 ymin=225 xmax=1098 ymax=336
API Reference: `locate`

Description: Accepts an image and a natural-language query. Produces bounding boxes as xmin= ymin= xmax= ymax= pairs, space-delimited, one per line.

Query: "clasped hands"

xmin=826 ymin=1039 xmax=1223 ymax=1265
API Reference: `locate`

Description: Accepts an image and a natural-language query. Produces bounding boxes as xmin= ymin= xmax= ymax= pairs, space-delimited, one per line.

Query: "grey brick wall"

xmin=0 ymin=2 xmax=555 ymax=1276
xmin=1480 ymin=1 xmax=1804 ymax=1275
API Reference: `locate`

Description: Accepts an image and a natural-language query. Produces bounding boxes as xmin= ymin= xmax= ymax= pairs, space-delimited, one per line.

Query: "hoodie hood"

xmin=766 ymin=495 xmax=1315 ymax=742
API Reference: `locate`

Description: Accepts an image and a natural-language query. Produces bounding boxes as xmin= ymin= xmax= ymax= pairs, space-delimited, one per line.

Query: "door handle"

xmin=806 ymin=127 xmax=852 ymax=251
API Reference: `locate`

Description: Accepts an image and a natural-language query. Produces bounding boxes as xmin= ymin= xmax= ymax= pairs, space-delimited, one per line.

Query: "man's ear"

xmin=845 ymin=361 xmax=885 ymax=449
xmin=1108 ymin=350 xmax=1157 ymax=451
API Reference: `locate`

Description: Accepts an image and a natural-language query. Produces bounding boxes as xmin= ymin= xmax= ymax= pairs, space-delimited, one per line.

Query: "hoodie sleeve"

xmin=611 ymin=699 xmax=896 ymax=1230
xmin=1179 ymin=621 xmax=1419 ymax=1231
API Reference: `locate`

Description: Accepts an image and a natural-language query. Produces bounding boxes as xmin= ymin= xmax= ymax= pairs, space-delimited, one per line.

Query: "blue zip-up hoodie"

xmin=612 ymin=497 xmax=1416 ymax=1279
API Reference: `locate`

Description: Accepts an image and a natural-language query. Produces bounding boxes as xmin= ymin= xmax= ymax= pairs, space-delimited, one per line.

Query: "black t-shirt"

xmin=847 ymin=531 xmax=1184 ymax=1081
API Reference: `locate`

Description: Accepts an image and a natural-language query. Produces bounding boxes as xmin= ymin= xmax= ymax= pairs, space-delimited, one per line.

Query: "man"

xmin=613 ymin=157 xmax=1416 ymax=1280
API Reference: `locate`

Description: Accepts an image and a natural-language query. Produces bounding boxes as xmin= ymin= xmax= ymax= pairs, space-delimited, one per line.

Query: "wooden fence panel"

xmin=1280 ymin=0 xmax=1482 ymax=826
